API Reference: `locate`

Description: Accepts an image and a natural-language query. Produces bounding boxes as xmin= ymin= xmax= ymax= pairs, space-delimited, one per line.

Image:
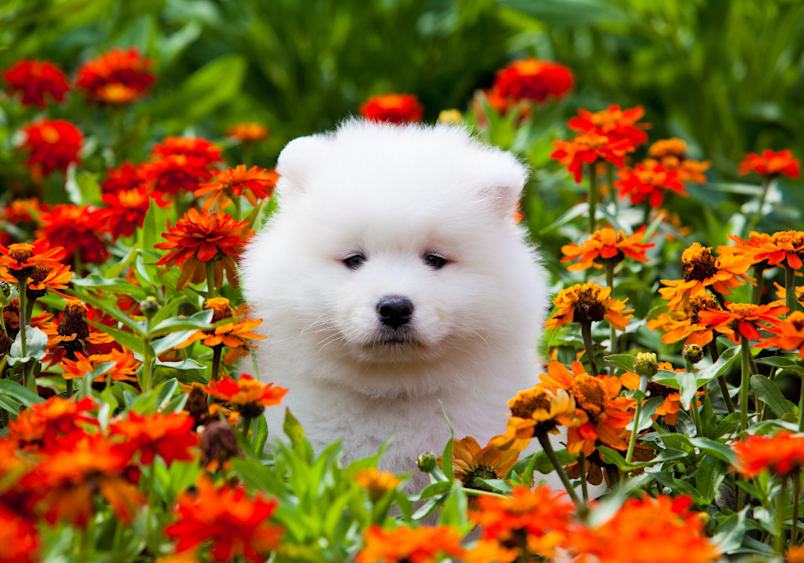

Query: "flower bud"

xmin=140 ymin=296 xmax=159 ymax=319
xmin=0 ymin=281 xmax=10 ymax=299
xmin=683 ymin=344 xmax=704 ymax=364
xmin=634 ymin=352 xmax=658 ymax=379
xmin=438 ymin=109 xmax=463 ymax=125
xmin=417 ymin=452 xmax=437 ymax=473
xmin=200 ymin=420 xmax=243 ymax=472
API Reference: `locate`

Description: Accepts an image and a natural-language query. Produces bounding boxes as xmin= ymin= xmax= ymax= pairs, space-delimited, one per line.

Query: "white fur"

xmin=241 ymin=120 xmax=549 ymax=488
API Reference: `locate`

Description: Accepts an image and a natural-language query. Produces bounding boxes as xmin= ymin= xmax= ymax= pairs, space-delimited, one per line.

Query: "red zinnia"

xmin=165 ymin=477 xmax=283 ymax=562
xmin=151 ymin=136 xmax=223 ymax=168
xmin=615 ymin=162 xmax=687 ymax=208
xmin=144 ymin=155 xmax=213 ymax=196
xmin=3 ymin=58 xmax=69 ymax=108
xmin=568 ymin=104 xmax=650 ymax=147
xmin=76 ymin=47 xmax=155 ymax=105
xmin=360 ymin=94 xmax=423 ymax=124
xmin=739 ymin=149 xmax=800 ymax=179
xmin=493 ymin=58 xmax=574 ymax=103
xmin=7 ymin=396 xmax=97 ymax=452
xmin=550 ymin=132 xmax=633 ymax=183
xmin=37 ymin=204 xmax=108 ymax=265
xmin=196 ymin=165 xmax=278 ymax=209
xmin=697 ymin=301 xmax=788 ymax=344
xmin=95 ymin=187 xmax=170 ymax=240
xmin=101 ymin=161 xmax=149 ymax=194
xmin=19 ymin=119 xmax=83 ymax=177
xmin=733 ymin=432 xmax=804 ymax=477
xmin=0 ymin=504 xmax=39 ymax=563
xmin=110 ymin=412 xmax=197 ymax=466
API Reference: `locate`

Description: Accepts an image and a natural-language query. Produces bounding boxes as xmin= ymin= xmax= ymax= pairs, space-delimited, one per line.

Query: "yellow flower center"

xmin=8 ymin=243 xmax=34 ymax=264
xmin=589 ymin=108 xmax=623 ymax=127
xmin=727 ymin=303 xmax=760 ymax=317
xmin=772 ymin=231 xmax=804 ymax=248
xmin=788 ymin=312 xmax=804 ymax=331
xmin=648 ymin=138 xmax=686 ymax=159
xmin=510 ymin=388 xmax=554 ymax=419
xmin=682 ymin=243 xmax=718 ymax=282
xmin=205 ymin=297 xmax=233 ymax=322
xmin=569 ymin=375 xmax=609 ymax=419
xmin=689 ymin=292 xmax=719 ymax=323
xmin=63 ymin=300 xmax=88 ymax=316
xmin=575 ymin=132 xmax=609 ymax=150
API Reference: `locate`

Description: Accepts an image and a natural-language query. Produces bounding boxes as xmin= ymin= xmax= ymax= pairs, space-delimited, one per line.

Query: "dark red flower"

xmin=151 ymin=137 xmax=223 ymax=168
xmin=76 ymin=47 xmax=155 ymax=105
xmin=36 ymin=204 xmax=108 ymax=265
xmin=3 ymin=58 xmax=69 ymax=108
xmin=493 ymin=58 xmax=574 ymax=103
xmin=143 ymin=155 xmax=215 ymax=195
xmin=550 ymin=132 xmax=633 ymax=183
xmin=360 ymin=94 xmax=423 ymax=124
xmin=19 ymin=119 xmax=83 ymax=177
xmin=95 ymin=187 xmax=169 ymax=240
xmin=101 ymin=161 xmax=149 ymax=194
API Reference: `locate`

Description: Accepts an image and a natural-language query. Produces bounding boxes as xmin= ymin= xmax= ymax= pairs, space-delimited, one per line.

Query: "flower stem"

xmin=786 ymin=265 xmax=798 ymax=314
xmin=206 ymin=260 xmax=216 ymax=299
xmin=233 ymin=196 xmax=242 ymax=222
xmin=580 ymin=321 xmax=598 ymax=376
xmin=751 ymin=265 xmax=766 ymax=305
xmin=605 ymin=263 xmax=617 ymax=375
xmin=794 ymin=469 xmax=801 ymax=546
xmin=17 ymin=277 xmax=28 ymax=359
xmin=626 ymin=376 xmax=647 ymax=465
xmin=141 ymin=318 xmax=153 ymax=394
xmin=740 ymin=335 xmax=752 ymax=434
xmin=751 ymin=176 xmax=773 ymax=231
xmin=536 ymin=432 xmax=580 ymax=505
xmin=776 ymin=477 xmax=788 ymax=555
xmin=588 ymin=163 xmax=598 ymax=233
xmin=685 ymin=358 xmax=704 ymax=437
xmin=606 ymin=162 xmax=618 ymax=211
xmin=709 ymin=341 xmax=736 ymax=413
xmin=799 ymin=373 xmax=804 ymax=433
xmin=578 ymin=452 xmax=589 ymax=503
xmin=146 ymin=465 xmax=156 ymax=547
xmin=211 ymin=346 xmax=223 ymax=381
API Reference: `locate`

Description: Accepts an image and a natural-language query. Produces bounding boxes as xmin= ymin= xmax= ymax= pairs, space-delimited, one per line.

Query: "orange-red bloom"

xmin=615 ymin=162 xmax=687 ymax=208
xmin=440 ymin=436 xmax=523 ymax=494
xmin=698 ymin=301 xmax=788 ymax=344
xmin=561 ymin=227 xmax=653 ymax=271
xmin=196 ymin=165 xmax=278 ymax=209
xmin=493 ymin=58 xmax=574 ymax=103
xmin=3 ymin=58 xmax=69 ymax=108
xmin=733 ymin=432 xmax=804 ymax=477
xmin=0 ymin=239 xmax=65 ymax=277
xmin=550 ymin=132 xmax=633 ymax=183
xmin=59 ymin=348 xmax=140 ymax=383
xmin=544 ymin=282 xmax=633 ymax=331
xmin=155 ymin=209 xmax=254 ymax=289
xmin=739 ymin=149 xmax=800 ymax=179
xmin=621 ymin=362 xmax=700 ymax=426
xmin=101 ymin=161 xmax=150 ymax=194
xmin=0 ymin=504 xmax=39 ymax=563
xmin=360 ymin=93 xmax=423 ymax=124
xmin=357 ymin=525 xmax=464 ymax=563
xmin=111 ymin=412 xmax=197 ymax=466
xmin=76 ymin=47 xmax=155 ymax=104
xmin=20 ymin=119 xmax=83 ymax=177
xmin=755 ymin=311 xmax=804 ymax=358
xmin=353 ymin=468 xmax=402 ymax=502
xmin=165 ymin=477 xmax=283 ymax=563
xmin=205 ymin=374 xmax=286 ymax=417
xmin=568 ymin=104 xmax=649 ymax=147
xmin=49 ymin=299 xmax=116 ymax=358
xmin=144 ymin=154 xmax=215 ymax=196
xmin=645 ymin=138 xmax=710 ymax=183
xmin=37 ymin=204 xmax=108 ymax=265
xmin=7 ymin=396 xmax=97 ymax=452
xmin=227 ymin=123 xmax=269 ymax=144
xmin=95 ymin=187 xmax=170 ymax=240
xmin=753 ymin=230 xmax=804 ymax=270
xmin=151 ymin=136 xmax=223 ymax=168
xmin=650 ymin=292 xmax=720 ymax=347
xmin=1 ymin=198 xmax=48 ymax=225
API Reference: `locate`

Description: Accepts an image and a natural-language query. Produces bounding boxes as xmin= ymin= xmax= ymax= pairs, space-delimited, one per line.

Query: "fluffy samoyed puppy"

xmin=241 ymin=119 xmax=548 ymax=489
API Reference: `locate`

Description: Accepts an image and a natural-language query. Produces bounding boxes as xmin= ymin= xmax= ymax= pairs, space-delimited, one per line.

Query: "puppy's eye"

xmin=343 ymin=254 xmax=366 ymax=270
xmin=424 ymin=254 xmax=447 ymax=270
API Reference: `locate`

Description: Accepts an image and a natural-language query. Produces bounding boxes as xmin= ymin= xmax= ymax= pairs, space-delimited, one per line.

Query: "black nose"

xmin=377 ymin=296 xmax=414 ymax=329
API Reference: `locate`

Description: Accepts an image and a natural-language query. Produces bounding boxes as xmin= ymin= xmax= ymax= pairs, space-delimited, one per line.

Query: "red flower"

xmin=76 ymin=47 xmax=155 ymax=105
xmin=7 ymin=396 xmax=97 ymax=452
xmin=568 ymin=105 xmax=650 ymax=147
xmin=739 ymin=149 xmax=800 ymax=179
xmin=615 ymin=162 xmax=687 ymax=207
xmin=360 ymin=94 xmax=423 ymax=123
xmin=95 ymin=187 xmax=170 ymax=240
xmin=205 ymin=375 xmax=286 ymax=417
xmin=357 ymin=525 xmax=464 ymax=563
xmin=493 ymin=58 xmax=574 ymax=103
xmin=144 ymin=155 xmax=215 ymax=195
xmin=1 ymin=198 xmax=48 ymax=225
xmin=0 ymin=504 xmax=39 ymax=563
xmin=19 ymin=119 xmax=83 ymax=177
xmin=733 ymin=432 xmax=804 ymax=477
xmin=151 ymin=137 xmax=223 ymax=168
xmin=550 ymin=132 xmax=633 ymax=183
xmin=165 ymin=477 xmax=283 ymax=562
xmin=101 ymin=162 xmax=149 ymax=194
xmin=227 ymin=123 xmax=269 ymax=144
xmin=0 ymin=239 xmax=66 ymax=277
xmin=3 ymin=58 xmax=69 ymax=108
xmin=36 ymin=204 xmax=108 ymax=265
xmin=196 ymin=165 xmax=278 ymax=209
xmin=110 ymin=412 xmax=197 ymax=466
xmin=697 ymin=302 xmax=788 ymax=344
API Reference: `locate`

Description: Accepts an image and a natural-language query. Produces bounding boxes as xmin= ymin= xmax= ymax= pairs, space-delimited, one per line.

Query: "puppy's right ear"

xmin=275 ymin=134 xmax=332 ymax=199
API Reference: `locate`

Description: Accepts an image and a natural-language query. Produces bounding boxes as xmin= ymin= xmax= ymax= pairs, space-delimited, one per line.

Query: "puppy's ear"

xmin=475 ymin=152 xmax=529 ymax=218
xmin=275 ymin=134 xmax=332 ymax=198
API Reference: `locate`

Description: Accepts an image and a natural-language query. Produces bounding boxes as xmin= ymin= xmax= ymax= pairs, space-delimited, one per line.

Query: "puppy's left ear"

xmin=475 ymin=151 xmax=529 ymax=218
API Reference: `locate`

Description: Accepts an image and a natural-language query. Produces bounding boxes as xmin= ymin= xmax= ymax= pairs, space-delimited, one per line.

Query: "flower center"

xmin=462 ymin=465 xmax=499 ymax=491
xmin=576 ymin=132 xmax=609 ymax=150
xmin=510 ymin=388 xmax=553 ymax=419
xmin=646 ymin=381 xmax=676 ymax=399
xmin=689 ymin=292 xmax=719 ymax=323
xmin=569 ymin=375 xmax=609 ymax=419
xmin=58 ymin=300 xmax=90 ymax=341
xmin=727 ymin=303 xmax=759 ymax=317
xmin=205 ymin=297 xmax=233 ymax=322
xmin=788 ymin=312 xmax=804 ymax=331
xmin=8 ymin=243 xmax=34 ymax=264
xmin=589 ymin=109 xmax=622 ymax=127
xmin=574 ymin=285 xmax=607 ymax=323
xmin=772 ymin=231 xmax=804 ymax=248
xmin=648 ymin=139 xmax=686 ymax=160
xmin=682 ymin=243 xmax=718 ymax=282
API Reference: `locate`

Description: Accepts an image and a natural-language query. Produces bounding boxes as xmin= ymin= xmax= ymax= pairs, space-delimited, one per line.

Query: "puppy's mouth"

xmin=369 ymin=327 xmax=420 ymax=348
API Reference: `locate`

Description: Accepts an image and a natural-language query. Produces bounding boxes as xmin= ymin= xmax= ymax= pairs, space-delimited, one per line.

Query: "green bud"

xmin=417 ymin=452 xmax=437 ymax=473
xmin=634 ymin=352 xmax=658 ymax=379
xmin=141 ymin=296 xmax=159 ymax=319
xmin=683 ymin=344 xmax=704 ymax=364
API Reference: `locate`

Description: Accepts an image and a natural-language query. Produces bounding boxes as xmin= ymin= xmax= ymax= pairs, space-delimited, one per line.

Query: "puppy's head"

xmin=243 ymin=120 xmax=544 ymax=395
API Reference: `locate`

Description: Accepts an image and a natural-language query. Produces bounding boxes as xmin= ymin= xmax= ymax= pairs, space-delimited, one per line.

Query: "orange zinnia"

xmin=651 ymin=292 xmax=720 ymax=347
xmin=196 ymin=165 xmax=278 ymax=209
xmin=110 ymin=412 xmax=197 ymax=466
xmin=755 ymin=310 xmax=804 ymax=358
xmin=36 ymin=204 xmax=109 ymax=265
xmin=360 ymin=93 xmax=424 ymax=124
xmin=76 ymin=47 xmax=155 ymax=105
xmin=3 ymin=298 xmax=56 ymax=337
xmin=357 ymin=525 xmax=464 ymax=563
xmin=151 ymin=136 xmax=223 ymax=167
xmin=697 ymin=301 xmax=788 ymax=344
xmin=60 ymin=348 xmax=140 ymax=383
xmin=353 ymin=468 xmax=402 ymax=502
xmin=0 ymin=504 xmax=40 ymax=563
xmin=659 ymin=243 xmax=754 ymax=311
xmin=644 ymin=138 xmax=710 ymax=183
xmin=550 ymin=131 xmax=633 ymax=183
xmin=739 ymin=149 xmax=800 ymax=179
xmin=621 ymin=362 xmax=701 ymax=426
xmin=538 ymin=361 xmax=635 ymax=456
xmin=7 ymin=396 xmax=97 ymax=452
xmin=560 ymin=226 xmax=653 ymax=271
xmin=544 ymin=282 xmax=633 ymax=331
xmin=18 ymin=263 xmax=72 ymax=300
xmin=614 ymin=161 xmax=687 ymax=208
xmin=568 ymin=104 xmax=649 ymax=147
xmin=3 ymin=58 xmax=69 ymax=108
xmin=49 ymin=300 xmax=116 ymax=356
xmin=732 ymin=432 xmax=804 ymax=477
xmin=753 ymin=230 xmax=804 ymax=270
xmin=0 ymin=239 xmax=65 ymax=278
xmin=492 ymin=58 xmax=574 ymax=103
xmin=165 ymin=477 xmax=283 ymax=563
xmin=205 ymin=374 xmax=286 ymax=417
xmin=155 ymin=209 xmax=254 ymax=289
xmin=227 ymin=123 xmax=269 ymax=144
xmin=491 ymin=386 xmax=579 ymax=451
xmin=439 ymin=436 xmax=523 ymax=494
xmin=718 ymin=232 xmax=772 ymax=264
xmin=95 ymin=187 xmax=170 ymax=240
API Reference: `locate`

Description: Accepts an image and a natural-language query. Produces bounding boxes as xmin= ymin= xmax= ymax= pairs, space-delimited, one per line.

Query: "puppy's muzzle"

xmin=377 ymin=296 xmax=413 ymax=329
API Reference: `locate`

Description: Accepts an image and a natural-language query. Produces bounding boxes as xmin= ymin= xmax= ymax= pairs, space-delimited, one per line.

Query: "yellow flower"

xmin=544 ymin=282 xmax=633 ymax=331
xmin=353 ymin=468 xmax=402 ymax=502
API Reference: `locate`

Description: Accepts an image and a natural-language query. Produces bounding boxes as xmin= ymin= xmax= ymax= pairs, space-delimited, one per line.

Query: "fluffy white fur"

xmin=241 ymin=119 xmax=548 ymax=488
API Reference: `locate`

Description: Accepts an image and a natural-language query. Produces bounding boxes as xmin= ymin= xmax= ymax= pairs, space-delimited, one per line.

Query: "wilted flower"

xmin=544 ymin=282 xmax=633 ymax=331
xmin=360 ymin=93 xmax=423 ymax=123
xmin=493 ymin=58 xmax=574 ymax=103
xmin=3 ymin=58 xmax=69 ymax=108
xmin=227 ymin=123 xmax=269 ymax=144
xmin=204 ymin=374 xmax=286 ymax=417
xmin=200 ymin=420 xmax=242 ymax=471
xmin=560 ymin=227 xmax=653 ymax=271
xmin=357 ymin=525 xmax=464 ymax=563
xmin=20 ymin=119 xmax=83 ymax=177
xmin=614 ymin=161 xmax=687 ymax=208
xmin=50 ymin=299 xmax=115 ymax=356
xmin=196 ymin=166 xmax=278 ymax=209
xmin=739 ymin=149 xmax=800 ymax=179
xmin=76 ymin=47 xmax=155 ymax=104
xmin=37 ymin=204 xmax=109 ymax=265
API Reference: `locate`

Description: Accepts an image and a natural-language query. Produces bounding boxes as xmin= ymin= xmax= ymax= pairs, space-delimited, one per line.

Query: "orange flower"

xmin=787 ymin=547 xmax=804 ymax=563
xmin=18 ymin=263 xmax=72 ymax=300
xmin=471 ymin=485 xmax=574 ymax=560
xmin=227 ymin=123 xmax=269 ymax=144
xmin=101 ymin=161 xmax=150 ymax=194
xmin=165 ymin=477 xmax=283 ymax=563
xmin=155 ymin=209 xmax=254 ymax=289
xmin=7 ymin=396 xmax=97 ymax=452
xmin=353 ymin=468 xmax=402 ymax=502
xmin=550 ymin=131 xmax=633 ymax=183
xmin=544 ymin=282 xmax=633 ymax=331
xmin=614 ymin=162 xmax=687 ymax=208
xmin=755 ymin=311 xmax=804 ymax=358
xmin=360 ymin=93 xmax=424 ymax=123
xmin=37 ymin=204 xmax=109 ymax=265
xmin=568 ymin=104 xmax=650 ymax=147
xmin=569 ymin=495 xmax=717 ymax=563
xmin=659 ymin=243 xmax=755 ymax=311
xmin=204 ymin=374 xmax=286 ymax=417
xmin=718 ymin=232 xmax=772 ymax=265
xmin=0 ymin=239 xmax=65 ymax=278
xmin=621 ymin=362 xmax=700 ymax=426
xmin=60 ymin=348 xmax=140 ymax=383
xmin=174 ymin=298 xmax=267 ymax=364
xmin=0 ymin=504 xmax=39 ymax=563
xmin=2 ymin=198 xmax=48 ymax=225
xmin=739 ymin=149 xmax=800 ymax=179
xmin=733 ymin=432 xmax=804 ymax=477
xmin=3 ymin=298 xmax=56 ymax=336
xmin=76 ymin=47 xmax=155 ymax=104
xmin=651 ymin=292 xmax=720 ymax=347
xmin=151 ymin=136 xmax=223 ymax=168
xmin=440 ymin=436 xmax=523 ymax=494
xmin=698 ymin=301 xmax=788 ymax=344
xmin=753 ymin=230 xmax=804 ymax=270
xmin=196 ymin=165 xmax=278 ymax=209
xmin=49 ymin=299 xmax=116 ymax=356
xmin=95 ymin=187 xmax=170 ymax=240
xmin=538 ymin=361 xmax=635 ymax=456
xmin=560 ymin=226 xmax=654 ymax=271
xmin=3 ymin=58 xmax=69 ymax=108
xmin=462 ymin=541 xmax=517 ymax=563
xmin=110 ymin=412 xmax=197 ymax=466
xmin=492 ymin=58 xmax=574 ymax=103
xmin=20 ymin=119 xmax=83 ymax=177
xmin=143 ymin=154 xmax=215 ymax=196
xmin=356 ymin=525 xmax=464 ymax=563
xmin=491 ymin=386 xmax=579 ymax=451
xmin=645 ymin=138 xmax=710 ymax=183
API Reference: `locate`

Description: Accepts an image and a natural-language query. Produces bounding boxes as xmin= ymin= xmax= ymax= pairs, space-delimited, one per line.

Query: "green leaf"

xmin=602 ymin=353 xmax=635 ymax=373
xmin=696 ymin=456 xmax=727 ymax=502
xmin=711 ymin=412 xmax=741 ymax=439
xmin=8 ymin=326 xmax=49 ymax=365
xmin=0 ymin=379 xmax=43 ymax=406
xmin=72 ymin=275 xmax=147 ymax=299
xmin=151 ymin=329 xmax=200 ymax=356
xmin=629 ymin=396 xmax=664 ymax=433
xmin=598 ymin=446 xmax=626 ymax=469
xmin=439 ymin=401 xmax=455 ymax=482
xmin=230 ymin=458 xmax=291 ymax=503
xmin=697 ymin=345 xmax=740 ymax=382
xmin=155 ymin=357 xmax=206 ymax=370
xmin=250 ymin=413 xmax=269 ymax=458
xmin=713 ymin=506 xmax=750 ymax=554
xmin=538 ymin=203 xmax=589 ymax=235
xmin=141 ymin=192 xmax=170 ymax=257
xmin=64 ymin=164 xmax=84 ymax=206
xmin=689 ymin=437 xmax=736 ymax=464
xmin=410 ymin=481 xmax=452 ymax=502
xmin=756 ymin=356 xmax=804 ymax=377
xmin=72 ymin=291 xmax=144 ymax=335
xmin=751 ymin=374 xmax=794 ymax=418
xmin=283 ymin=408 xmax=313 ymax=463
xmin=148 ymin=310 xmax=214 ymax=338
xmin=76 ymin=171 xmax=102 ymax=206
xmin=475 ymin=479 xmax=513 ymax=495
xmin=150 ymin=295 xmax=188 ymax=326
xmin=501 ymin=0 xmax=630 ymax=26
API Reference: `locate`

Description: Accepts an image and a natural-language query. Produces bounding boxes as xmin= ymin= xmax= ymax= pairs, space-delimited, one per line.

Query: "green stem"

xmin=588 ymin=163 xmax=598 ymax=233
xmin=651 ymin=420 xmax=667 ymax=434
xmin=243 ymin=144 xmax=254 ymax=169
xmin=242 ymin=416 xmax=253 ymax=440
xmin=776 ymin=477 xmax=788 ymax=555
xmin=606 ymin=162 xmax=618 ymax=211
xmin=799 ymin=374 xmax=804 ymax=433
xmin=17 ymin=277 xmax=28 ymax=359
xmin=709 ymin=341 xmax=736 ymax=413
xmin=146 ymin=465 xmax=156 ymax=547
xmin=73 ymin=251 xmax=83 ymax=278
xmin=233 ymin=196 xmax=242 ymax=222
xmin=536 ymin=432 xmax=580 ymax=505
xmin=66 ymin=379 xmax=73 ymax=397
xmin=578 ymin=452 xmax=589 ymax=503
xmin=794 ymin=470 xmax=801 ymax=547
xmin=626 ymin=376 xmax=647 ymax=465
xmin=643 ymin=201 xmax=651 ymax=226
xmin=740 ymin=336 xmax=752 ymax=433
xmin=751 ymin=265 xmax=766 ymax=305
xmin=605 ymin=263 xmax=617 ymax=375
xmin=141 ymin=317 xmax=153 ymax=394
xmin=751 ymin=176 xmax=773 ymax=231
xmin=786 ymin=265 xmax=798 ymax=314
xmin=685 ymin=358 xmax=703 ymax=436
xmin=580 ymin=321 xmax=598 ymax=376
xmin=206 ymin=260 xmax=216 ymax=299
xmin=211 ymin=346 xmax=223 ymax=381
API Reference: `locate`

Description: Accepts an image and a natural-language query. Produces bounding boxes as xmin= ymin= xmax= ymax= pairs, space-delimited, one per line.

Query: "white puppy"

xmin=241 ymin=119 xmax=548 ymax=488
